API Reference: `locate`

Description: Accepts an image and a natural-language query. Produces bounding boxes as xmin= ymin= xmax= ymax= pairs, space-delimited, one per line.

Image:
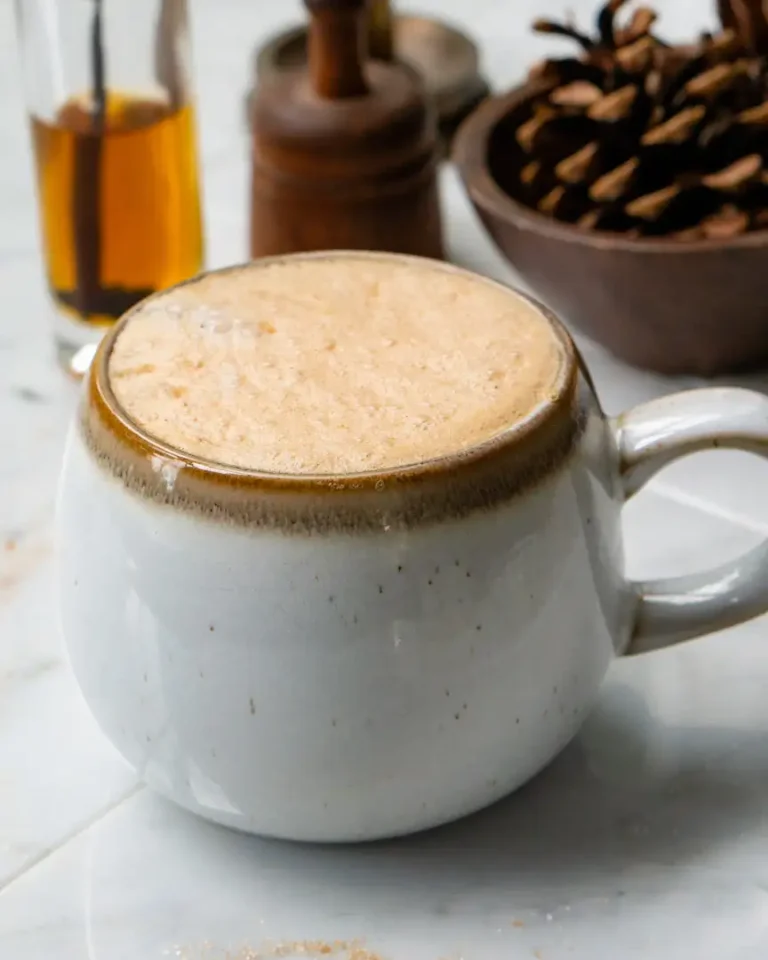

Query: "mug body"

xmin=58 ymin=317 xmax=628 ymax=841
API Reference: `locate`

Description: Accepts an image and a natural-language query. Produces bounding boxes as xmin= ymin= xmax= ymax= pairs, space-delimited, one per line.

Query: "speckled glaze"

xmin=56 ymin=256 xmax=768 ymax=842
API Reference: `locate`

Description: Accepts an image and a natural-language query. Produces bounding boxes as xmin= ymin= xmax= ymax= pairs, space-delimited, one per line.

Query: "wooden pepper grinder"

xmin=367 ymin=0 xmax=394 ymax=61
xmin=249 ymin=0 xmax=444 ymax=260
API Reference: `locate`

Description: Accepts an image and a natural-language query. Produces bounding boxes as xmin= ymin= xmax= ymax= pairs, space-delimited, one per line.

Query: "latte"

xmin=108 ymin=254 xmax=565 ymax=475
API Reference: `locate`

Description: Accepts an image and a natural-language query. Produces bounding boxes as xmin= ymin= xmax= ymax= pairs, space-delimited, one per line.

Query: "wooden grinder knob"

xmin=306 ymin=0 xmax=369 ymax=98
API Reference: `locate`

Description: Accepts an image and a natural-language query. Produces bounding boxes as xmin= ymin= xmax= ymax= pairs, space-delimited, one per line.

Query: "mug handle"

xmin=613 ymin=387 xmax=768 ymax=656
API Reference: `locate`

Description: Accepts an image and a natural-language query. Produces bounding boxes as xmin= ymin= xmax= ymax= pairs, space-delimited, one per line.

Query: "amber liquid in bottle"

xmin=31 ymin=92 xmax=203 ymax=326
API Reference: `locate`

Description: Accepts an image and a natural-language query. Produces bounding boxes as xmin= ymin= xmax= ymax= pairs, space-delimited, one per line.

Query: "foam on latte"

xmin=108 ymin=255 xmax=565 ymax=475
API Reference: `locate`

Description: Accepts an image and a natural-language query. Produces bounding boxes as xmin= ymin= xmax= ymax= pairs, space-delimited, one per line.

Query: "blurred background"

xmin=0 ymin=0 xmax=722 ymax=292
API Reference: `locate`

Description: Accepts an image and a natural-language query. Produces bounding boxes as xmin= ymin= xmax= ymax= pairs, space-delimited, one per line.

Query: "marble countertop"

xmin=3 ymin=0 xmax=768 ymax=957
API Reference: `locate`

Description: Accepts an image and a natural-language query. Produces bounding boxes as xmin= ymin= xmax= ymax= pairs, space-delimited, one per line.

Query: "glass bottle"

xmin=16 ymin=0 xmax=204 ymax=376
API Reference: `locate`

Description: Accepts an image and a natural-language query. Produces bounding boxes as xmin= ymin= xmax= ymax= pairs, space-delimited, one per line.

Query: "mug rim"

xmin=88 ymin=250 xmax=579 ymax=494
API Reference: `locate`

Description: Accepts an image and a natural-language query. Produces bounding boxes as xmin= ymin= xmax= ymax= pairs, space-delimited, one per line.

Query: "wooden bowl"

xmin=453 ymin=85 xmax=768 ymax=376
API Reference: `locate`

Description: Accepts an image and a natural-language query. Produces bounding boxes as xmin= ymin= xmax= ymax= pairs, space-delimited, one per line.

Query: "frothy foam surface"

xmin=108 ymin=256 xmax=565 ymax=475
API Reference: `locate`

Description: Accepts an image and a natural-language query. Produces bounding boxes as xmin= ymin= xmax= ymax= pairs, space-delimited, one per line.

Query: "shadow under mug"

xmin=56 ymin=252 xmax=768 ymax=842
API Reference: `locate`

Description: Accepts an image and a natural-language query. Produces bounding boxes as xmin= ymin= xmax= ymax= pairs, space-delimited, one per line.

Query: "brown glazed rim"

xmin=453 ymin=83 xmax=768 ymax=255
xmin=84 ymin=251 xmax=581 ymax=533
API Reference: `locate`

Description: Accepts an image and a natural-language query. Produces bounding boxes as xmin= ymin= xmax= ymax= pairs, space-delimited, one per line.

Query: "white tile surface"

xmin=0 ymin=253 xmax=138 ymax=885
xmin=3 ymin=0 xmax=768 ymax=956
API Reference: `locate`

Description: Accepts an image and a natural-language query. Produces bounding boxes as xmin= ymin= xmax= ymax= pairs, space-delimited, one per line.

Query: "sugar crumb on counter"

xmin=172 ymin=940 xmax=386 ymax=960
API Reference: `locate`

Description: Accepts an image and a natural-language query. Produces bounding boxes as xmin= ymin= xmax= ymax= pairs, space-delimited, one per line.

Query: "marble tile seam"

xmin=650 ymin=479 xmax=768 ymax=539
xmin=0 ymin=783 xmax=144 ymax=900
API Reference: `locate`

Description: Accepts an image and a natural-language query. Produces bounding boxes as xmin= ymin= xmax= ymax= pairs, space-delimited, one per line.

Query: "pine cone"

xmin=718 ymin=0 xmax=768 ymax=55
xmin=499 ymin=0 xmax=768 ymax=239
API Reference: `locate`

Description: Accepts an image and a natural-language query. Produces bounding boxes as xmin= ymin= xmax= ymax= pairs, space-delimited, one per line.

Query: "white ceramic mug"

xmin=57 ymin=256 xmax=768 ymax=842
